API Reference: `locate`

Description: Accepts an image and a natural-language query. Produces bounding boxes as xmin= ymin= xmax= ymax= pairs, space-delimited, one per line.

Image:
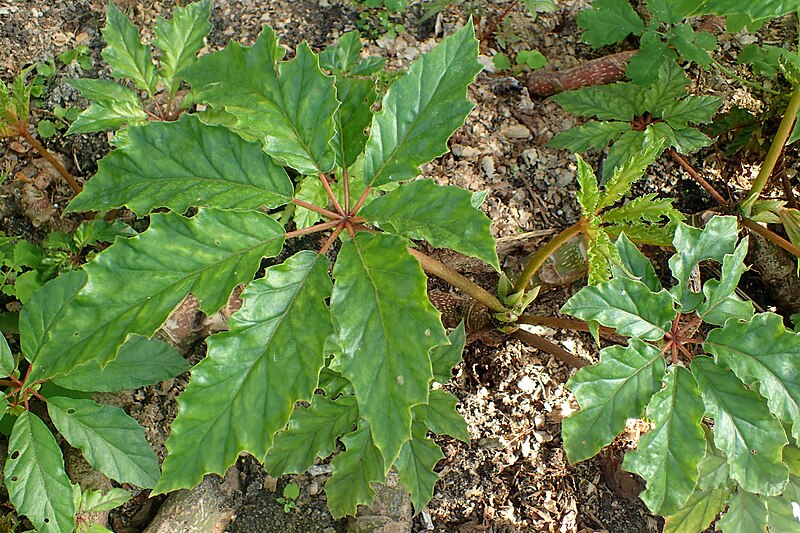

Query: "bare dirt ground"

xmin=1 ymin=1 xmax=797 ymax=532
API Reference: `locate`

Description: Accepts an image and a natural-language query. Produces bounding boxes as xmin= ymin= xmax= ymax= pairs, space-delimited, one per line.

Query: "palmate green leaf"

xmin=765 ymin=475 xmax=800 ymax=532
xmin=547 ymin=121 xmax=631 ymax=153
xmin=696 ymin=239 xmax=749 ymax=319
xmin=602 ymin=129 xmax=648 ymax=180
xmin=4 ymin=412 xmax=75 ymax=533
xmin=264 ymin=395 xmax=359 ymax=476
xmin=66 ymin=79 xmax=147 ymax=134
xmin=575 ymin=154 xmax=601 ymax=217
xmin=576 ymin=0 xmax=644 ymax=48
xmin=622 ymin=366 xmax=706 ymax=515
xmin=413 ymin=389 xmax=469 ymax=442
xmin=101 ymin=3 xmax=157 ymax=95
xmin=562 ymin=339 xmax=666 ymax=462
xmin=396 ymin=420 xmax=444 ymax=512
xmin=360 ymin=179 xmax=499 ymax=270
xmin=331 ymin=233 xmax=448 ymax=467
xmin=430 ymin=322 xmax=466 ymax=383
xmin=663 ymin=96 xmax=722 ymax=128
xmin=612 ymin=233 xmax=662 ymax=292
xmin=662 ymin=486 xmax=729 ymax=533
xmin=626 ymin=33 xmax=675 ymax=86
xmin=704 ymin=313 xmax=800 ymax=443
xmin=67 ymin=115 xmax=293 ymax=216
xmin=668 ymin=25 xmax=716 ymax=67
xmin=561 ymin=277 xmax=676 ymax=341
xmin=52 ymin=336 xmax=189 ymax=392
xmin=155 ymin=251 xmax=332 ymax=494
xmin=717 ymin=490 xmax=768 ymax=533
xmin=325 ymin=421 xmax=385 ymax=518
xmin=362 ymin=23 xmax=481 ymax=188
xmin=692 ymin=357 xmax=789 ymax=495
xmin=669 ymin=216 xmax=739 ymax=311
xmin=599 ymin=141 xmax=662 ymax=208
xmin=26 ymin=209 xmax=285 ymax=383
xmin=333 ymin=77 xmax=377 ymax=168
xmin=0 ymin=332 xmax=13 ymax=376
xmin=183 ymin=26 xmax=338 ymax=175
xmin=47 ymin=396 xmax=160 ymax=488
xmin=551 ymin=84 xmax=644 ymax=122
xmin=153 ymin=0 xmax=212 ymax=94
xmin=642 ymin=60 xmax=689 ymax=111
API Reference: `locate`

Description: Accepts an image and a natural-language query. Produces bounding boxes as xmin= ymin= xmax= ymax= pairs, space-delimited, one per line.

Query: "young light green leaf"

xmin=550 ymin=84 xmax=644 ymax=122
xmin=396 ymin=420 xmax=444 ymax=512
xmin=598 ymin=142 xmax=663 ymax=209
xmin=264 ymin=395 xmax=359 ymax=476
xmin=692 ymin=357 xmax=789 ymax=496
xmin=325 ymin=421 xmax=385 ymax=518
xmin=0 ymin=332 xmax=13 ymax=376
xmin=561 ymin=277 xmax=676 ymax=341
xmin=601 ymin=129 xmax=649 ymax=180
xmin=662 ymin=487 xmax=730 ymax=533
xmin=77 ymin=487 xmax=132 ymax=513
xmin=765 ymin=475 xmax=800 ymax=531
xmin=413 ymin=388 xmax=469 ymax=442
xmin=293 ymin=176 xmax=327 ymax=229
xmin=669 ymin=216 xmax=739 ymax=311
xmin=622 ymin=366 xmax=706 ymax=515
xmin=547 ymin=121 xmax=631 ymax=152
xmin=183 ymin=26 xmax=338 ymax=174
xmin=642 ymin=60 xmax=689 ymax=111
xmin=575 ymin=154 xmax=601 ymax=217
xmin=52 ymin=336 xmax=189 ymax=392
xmin=612 ymin=233 xmax=662 ymax=291
xmin=155 ymin=251 xmax=332 ymax=494
xmin=430 ymin=322 xmax=466 ymax=383
xmin=66 ymin=78 xmax=148 ymax=134
xmin=47 ymin=396 xmax=160 ymax=488
xmin=319 ymin=31 xmax=363 ymax=73
xmin=716 ymin=490 xmax=768 ymax=533
xmin=333 ymin=77 xmax=377 ymax=168
xmin=562 ymin=339 xmax=666 ymax=462
xmin=704 ymin=312 xmax=800 ymax=443
xmin=26 ymin=209 xmax=285 ymax=383
xmin=101 ymin=3 xmax=157 ymax=94
xmin=67 ymin=115 xmax=293 ymax=216
xmin=602 ymin=194 xmax=681 ymax=225
xmin=360 ymin=179 xmax=499 ymax=270
xmin=4 ymin=412 xmax=75 ymax=533
xmin=331 ymin=233 xmax=448 ymax=468
xmin=663 ymin=96 xmax=722 ymax=128
xmin=362 ymin=23 xmax=481 ymax=187
xmin=576 ymin=0 xmax=644 ymax=48
xmin=153 ymin=0 xmax=212 ymax=94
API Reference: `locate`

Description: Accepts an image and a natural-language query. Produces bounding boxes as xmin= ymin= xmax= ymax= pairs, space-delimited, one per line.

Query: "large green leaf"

xmin=155 ymin=251 xmax=332 ymax=494
xmin=333 ymin=77 xmax=376 ymax=168
xmin=52 ymin=336 xmax=189 ymax=392
xmin=362 ymin=23 xmax=481 ymax=188
xmin=704 ymin=313 xmax=800 ymax=442
xmin=4 ymin=412 xmax=75 ymax=533
xmin=692 ymin=357 xmax=789 ymax=496
xmin=66 ymin=79 xmax=147 ymax=134
xmin=413 ymin=389 xmax=469 ymax=442
xmin=396 ymin=420 xmax=444 ymax=512
xmin=669 ymin=216 xmax=739 ymax=311
xmin=692 ymin=0 xmax=799 ymax=20
xmin=642 ymin=61 xmax=689 ymax=111
xmin=26 ymin=209 xmax=285 ymax=383
xmin=547 ymin=121 xmax=631 ymax=153
xmin=765 ymin=475 xmax=800 ymax=531
xmin=325 ymin=421 xmax=385 ymax=518
xmin=717 ymin=490 xmax=768 ymax=533
xmin=67 ymin=115 xmax=293 ymax=216
xmin=562 ymin=339 xmax=666 ymax=462
xmin=561 ymin=277 xmax=676 ymax=341
xmin=183 ymin=26 xmax=338 ymax=174
xmin=702 ymin=294 xmax=755 ymax=327
xmin=663 ymin=486 xmax=730 ymax=533
xmin=696 ymin=239 xmax=749 ymax=319
xmin=47 ymin=396 xmax=160 ymax=488
xmin=360 ymin=180 xmax=499 ymax=270
xmin=264 ymin=395 xmax=359 ymax=476
xmin=622 ymin=366 xmax=706 ymax=515
xmin=550 ymin=84 xmax=644 ymax=122
xmin=153 ymin=0 xmax=212 ymax=94
xmin=331 ymin=233 xmax=448 ymax=467
xmin=101 ymin=3 xmax=157 ymax=94
xmin=576 ymin=0 xmax=644 ymax=48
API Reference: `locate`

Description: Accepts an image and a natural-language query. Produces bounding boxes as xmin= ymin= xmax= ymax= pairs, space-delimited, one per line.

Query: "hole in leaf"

xmin=751 ymin=449 xmax=758 ymax=455
xmin=43 ymin=518 xmax=49 ymax=524
xmin=10 ymin=476 xmax=17 ymax=482
xmin=66 ymin=408 xmax=76 ymax=415
xmin=10 ymin=451 xmax=19 ymax=460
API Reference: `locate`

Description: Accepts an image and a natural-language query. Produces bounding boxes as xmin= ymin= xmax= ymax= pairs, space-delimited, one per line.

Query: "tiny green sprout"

xmin=277 ymin=482 xmax=301 ymax=513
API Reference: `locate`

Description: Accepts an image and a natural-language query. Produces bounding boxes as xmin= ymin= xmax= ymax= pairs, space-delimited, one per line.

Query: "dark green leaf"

xmin=562 ymin=339 xmax=666 ymax=462
xmin=547 ymin=121 xmax=631 ymax=153
xmin=576 ymin=0 xmax=644 ymax=48
xmin=0 ymin=332 xmax=13 ymax=376
xmin=333 ymin=77 xmax=377 ymax=168
xmin=662 ymin=486 xmax=730 ymax=533
xmin=153 ymin=0 xmax=212 ymax=94
xmin=765 ymin=474 xmax=800 ymax=531
xmin=319 ymin=31 xmax=363 ymax=74
xmin=430 ymin=322 xmax=466 ymax=383
xmin=671 ymin=127 xmax=713 ymax=153
xmin=101 ymin=3 xmax=157 ymax=94
xmin=622 ymin=366 xmax=706 ymax=515
xmin=717 ymin=490 xmax=768 ymax=533
xmin=642 ymin=60 xmax=689 ymax=111
xmin=331 ymin=233 xmax=447 ymax=467
xmin=602 ymin=130 xmax=648 ymax=180
xmin=701 ymin=294 xmax=755 ymax=326
xmin=663 ymin=96 xmax=722 ymax=128
xmin=692 ymin=357 xmax=789 ymax=496
xmin=396 ymin=420 xmax=444 ymax=512
xmin=362 ymin=24 xmax=481 ymax=187
xmin=696 ymin=238 xmax=748 ymax=319
xmin=155 ymin=251 xmax=332 ymax=494
xmin=668 ymin=25 xmax=715 ymax=67
xmin=551 ymin=84 xmax=644 ymax=122
xmin=612 ymin=233 xmax=662 ymax=291
xmin=693 ymin=0 xmax=800 ymax=20
xmin=360 ymin=179 xmax=499 ymax=270
xmin=325 ymin=421 xmax=385 ymax=518
xmin=626 ymin=33 xmax=674 ymax=86
xmin=4 ymin=412 xmax=75 ymax=533
xmin=561 ymin=277 xmax=676 ymax=340
xmin=47 ymin=396 xmax=160 ymax=488
xmin=67 ymin=115 xmax=293 ymax=216
xmin=414 ymin=388 xmax=469 ymax=442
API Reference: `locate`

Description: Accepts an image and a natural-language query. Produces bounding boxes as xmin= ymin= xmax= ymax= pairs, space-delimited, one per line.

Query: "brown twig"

xmin=741 ymin=217 xmax=800 ymax=259
xmin=19 ymin=128 xmax=82 ymax=194
xmin=511 ymin=328 xmax=588 ymax=368
xmin=668 ymin=149 xmax=729 ymax=208
xmin=480 ymin=0 xmax=519 ymax=42
xmin=528 ymin=50 xmax=636 ymax=97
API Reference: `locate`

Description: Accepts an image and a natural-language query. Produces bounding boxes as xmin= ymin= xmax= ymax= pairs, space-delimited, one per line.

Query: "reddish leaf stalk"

xmin=669 ymin=149 xmax=729 ymax=208
xmin=319 ymin=173 xmax=345 ymax=216
xmin=284 ymin=219 xmax=342 ymax=239
xmin=19 ymin=129 xmax=82 ymax=194
xmin=741 ymin=217 xmax=800 ymax=259
xmin=510 ymin=328 xmax=588 ymax=368
xmin=513 ymin=219 xmax=586 ymax=294
xmin=343 ymin=167 xmax=351 ymax=214
xmin=319 ymin=224 xmax=346 ymax=255
xmin=291 ymin=198 xmax=341 ymax=220
xmin=351 ymin=186 xmax=373 ymax=214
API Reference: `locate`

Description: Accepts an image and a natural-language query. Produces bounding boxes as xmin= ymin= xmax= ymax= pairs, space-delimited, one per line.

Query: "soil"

xmin=0 ymin=1 xmax=798 ymax=532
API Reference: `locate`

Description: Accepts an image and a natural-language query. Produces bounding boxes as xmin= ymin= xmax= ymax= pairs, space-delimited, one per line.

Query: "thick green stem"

xmin=408 ymin=248 xmax=507 ymax=313
xmin=711 ymin=58 xmax=781 ymax=96
xmin=741 ymin=83 xmax=800 ymax=208
xmin=512 ymin=220 xmax=586 ymax=294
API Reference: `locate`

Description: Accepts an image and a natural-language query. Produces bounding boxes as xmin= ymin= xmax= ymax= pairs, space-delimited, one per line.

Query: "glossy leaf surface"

xmin=66 ymin=79 xmax=147 ymax=134
xmin=662 ymin=487 xmax=729 ymax=533
xmin=325 ymin=422 xmax=385 ymax=518
xmin=396 ymin=421 xmax=444 ymax=512
xmin=153 ymin=0 xmax=212 ymax=93
xmin=101 ymin=3 xmax=157 ymax=94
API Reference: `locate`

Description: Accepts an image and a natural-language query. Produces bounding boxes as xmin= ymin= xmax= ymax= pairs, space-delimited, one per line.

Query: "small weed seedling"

xmin=276 ymin=482 xmax=300 ymax=513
